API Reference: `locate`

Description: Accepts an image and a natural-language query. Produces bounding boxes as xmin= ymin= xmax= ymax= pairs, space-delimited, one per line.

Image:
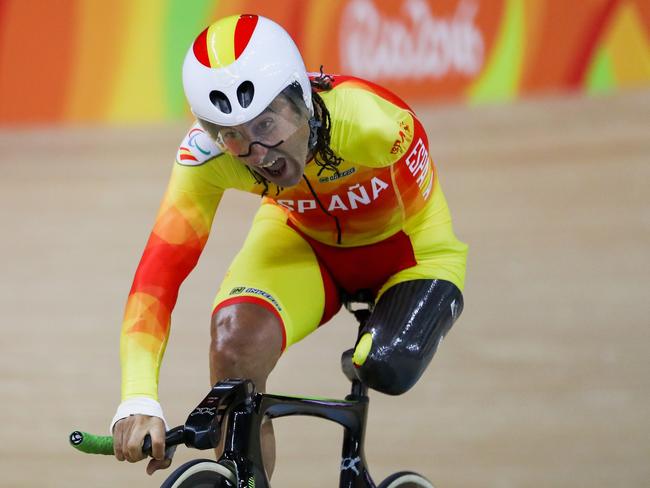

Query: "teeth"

xmin=260 ymin=159 xmax=275 ymax=168
xmin=260 ymin=158 xmax=278 ymax=169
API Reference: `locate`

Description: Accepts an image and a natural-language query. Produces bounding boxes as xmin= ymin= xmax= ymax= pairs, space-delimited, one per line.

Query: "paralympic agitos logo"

xmin=177 ymin=126 xmax=216 ymax=166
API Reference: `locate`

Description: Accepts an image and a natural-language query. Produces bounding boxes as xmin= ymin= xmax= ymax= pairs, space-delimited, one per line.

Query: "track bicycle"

xmin=70 ymin=291 xmax=434 ymax=487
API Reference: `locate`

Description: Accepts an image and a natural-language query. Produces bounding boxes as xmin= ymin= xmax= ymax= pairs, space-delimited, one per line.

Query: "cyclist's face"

xmin=203 ymin=95 xmax=310 ymax=187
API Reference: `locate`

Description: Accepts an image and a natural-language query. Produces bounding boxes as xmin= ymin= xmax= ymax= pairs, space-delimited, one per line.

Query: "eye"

xmin=219 ymin=129 xmax=239 ymax=141
xmin=251 ymin=118 xmax=275 ymax=137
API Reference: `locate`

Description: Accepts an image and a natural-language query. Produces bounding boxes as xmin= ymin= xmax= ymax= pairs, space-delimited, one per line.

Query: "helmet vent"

xmin=237 ymin=81 xmax=255 ymax=108
xmin=209 ymin=91 xmax=232 ymax=114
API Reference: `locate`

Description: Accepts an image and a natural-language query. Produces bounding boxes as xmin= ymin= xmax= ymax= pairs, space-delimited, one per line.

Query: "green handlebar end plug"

xmin=69 ymin=431 xmax=114 ymax=455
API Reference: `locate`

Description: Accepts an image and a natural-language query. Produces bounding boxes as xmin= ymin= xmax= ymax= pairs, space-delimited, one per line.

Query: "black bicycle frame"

xmin=167 ymin=372 xmax=375 ymax=488
xmin=163 ymin=298 xmax=377 ymax=487
xmin=223 ymin=382 xmax=374 ymax=488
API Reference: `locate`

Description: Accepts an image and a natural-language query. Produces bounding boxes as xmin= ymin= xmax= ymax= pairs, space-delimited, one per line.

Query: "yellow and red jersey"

xmin=120 ymin=75 xmax=467 ymax=401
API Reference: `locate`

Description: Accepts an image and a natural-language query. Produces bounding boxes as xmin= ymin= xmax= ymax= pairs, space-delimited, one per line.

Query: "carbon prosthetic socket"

xmin=353 ymin=279 xmax=463 ymax=395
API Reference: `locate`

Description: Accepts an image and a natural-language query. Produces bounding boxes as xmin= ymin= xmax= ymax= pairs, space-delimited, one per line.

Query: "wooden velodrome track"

xmin=1 ymin=89 xmax=648 ymax=487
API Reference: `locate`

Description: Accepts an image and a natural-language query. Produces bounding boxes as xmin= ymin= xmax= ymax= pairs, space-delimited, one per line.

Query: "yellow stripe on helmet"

xmin=206 ymin=16 xmax=238 ymax=68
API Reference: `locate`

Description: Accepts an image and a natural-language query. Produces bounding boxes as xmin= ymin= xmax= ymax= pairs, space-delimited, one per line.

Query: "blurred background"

xmin=1 ymin=1 xmax=648 ymax=487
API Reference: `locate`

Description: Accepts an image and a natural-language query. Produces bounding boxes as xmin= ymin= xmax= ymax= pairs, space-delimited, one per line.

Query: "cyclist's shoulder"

xmin=313 ymin=74 xmax=418 ymax=167
xmin=175 ymin=122 xmax=221 ymax=168
xmin=312 ymin=74 xmax=414 ymax=114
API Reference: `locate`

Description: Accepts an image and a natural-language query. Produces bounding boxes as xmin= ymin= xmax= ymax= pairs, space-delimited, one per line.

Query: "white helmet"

xmin=182 ymin=14 xmax=312 ymax=127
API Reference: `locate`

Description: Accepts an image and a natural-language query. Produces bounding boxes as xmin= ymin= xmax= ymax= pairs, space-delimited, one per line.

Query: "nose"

xmin=242 ymin=143 xmax=270 ymax=166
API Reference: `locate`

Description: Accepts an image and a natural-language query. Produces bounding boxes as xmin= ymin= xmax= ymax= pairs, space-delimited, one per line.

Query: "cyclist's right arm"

xmin=111 ymin=124 xmax=232 ymax=468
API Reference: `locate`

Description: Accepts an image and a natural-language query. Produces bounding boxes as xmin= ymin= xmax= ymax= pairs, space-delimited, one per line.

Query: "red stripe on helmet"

xmin=234 ymin=14 xmax=258 ymax=60
xmin=193 ymin=27 xmax=211 ymax=67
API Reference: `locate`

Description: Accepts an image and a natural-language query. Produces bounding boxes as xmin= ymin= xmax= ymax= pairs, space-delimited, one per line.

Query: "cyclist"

xmin=111 ymin=14 xmax=468 ymax=476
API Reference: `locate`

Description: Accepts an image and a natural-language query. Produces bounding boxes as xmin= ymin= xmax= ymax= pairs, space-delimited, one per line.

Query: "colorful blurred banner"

xmin=0 ymin=0 xmax=648 ymax=124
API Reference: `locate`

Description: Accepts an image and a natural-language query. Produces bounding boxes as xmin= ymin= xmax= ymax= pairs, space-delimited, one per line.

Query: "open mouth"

xmin=259 ymin=157 xmax=287 ymax=177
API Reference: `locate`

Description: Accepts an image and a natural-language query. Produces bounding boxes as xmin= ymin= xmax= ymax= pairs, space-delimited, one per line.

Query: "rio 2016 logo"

xmin=340 ymin=0 xmax=485 ymax=79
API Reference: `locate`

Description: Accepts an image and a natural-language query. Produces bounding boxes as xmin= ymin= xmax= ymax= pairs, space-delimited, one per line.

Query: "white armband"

xmin=110 ymin=397 xmax=168 ymax=434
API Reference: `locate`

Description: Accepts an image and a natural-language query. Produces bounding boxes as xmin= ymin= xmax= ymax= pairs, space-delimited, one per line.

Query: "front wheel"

xmin=160 ymin=459 xmax=236 ymax=488
xmin=378 ymin=471 xmax=435 ymax=488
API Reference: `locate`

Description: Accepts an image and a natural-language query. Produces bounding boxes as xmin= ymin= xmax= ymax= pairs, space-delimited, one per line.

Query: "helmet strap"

xmin=308 ymin=116 xmax=321 ymax=150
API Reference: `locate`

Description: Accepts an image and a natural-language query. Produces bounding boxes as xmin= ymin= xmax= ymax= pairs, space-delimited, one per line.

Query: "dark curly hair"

xmin=309 ymin=68 xmax=343 ymax=176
